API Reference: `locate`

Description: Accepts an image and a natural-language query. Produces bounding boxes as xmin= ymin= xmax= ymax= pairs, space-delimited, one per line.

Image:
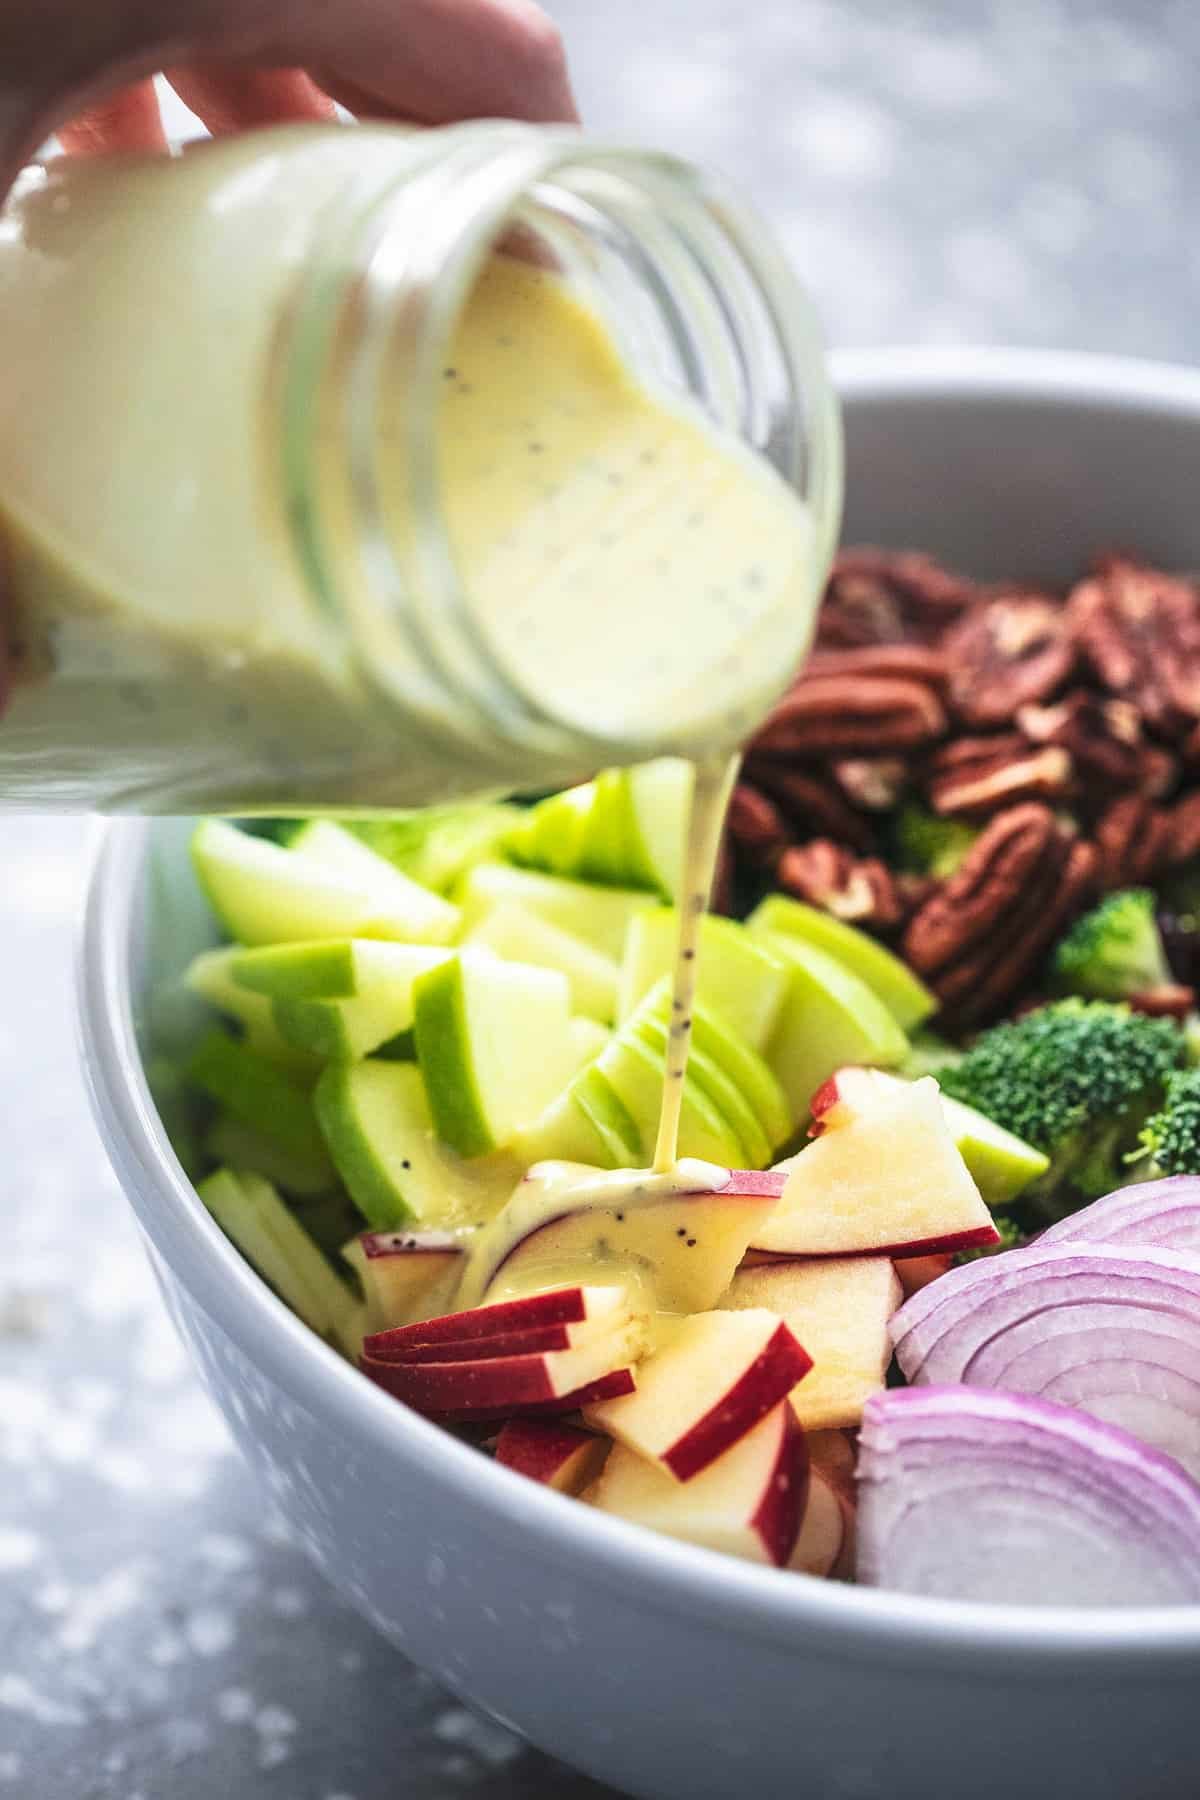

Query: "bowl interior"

xmin=100 ymin=350 xmax=1200 ymax=1657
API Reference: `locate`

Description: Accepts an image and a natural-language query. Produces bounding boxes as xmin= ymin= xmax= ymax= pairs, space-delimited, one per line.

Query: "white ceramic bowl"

xmin=80 ymin=351 xmax=1200 ymax=1800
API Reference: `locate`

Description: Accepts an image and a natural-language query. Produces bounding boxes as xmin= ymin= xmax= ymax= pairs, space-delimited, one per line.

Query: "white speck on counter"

xmin=0 ymin=1753 xmax=20 ymax=1782
xmin=0 ymin=1675 xmax=87 ymax=1727
xmin=432 ymin=1707 xmax=522 ymax=1768
xmin=185 ymin=1605 xmax=237 ymax=1658
xmin=0 ymin=1528 xmax=40 ymax=1570
xmin=199 ymin=1532 xmax=253 ymax=1573
xmin=57 ymin=1564 xmax=149 ymax=1655
xmin=216 ymin=1687 xmax=255 ymax=1724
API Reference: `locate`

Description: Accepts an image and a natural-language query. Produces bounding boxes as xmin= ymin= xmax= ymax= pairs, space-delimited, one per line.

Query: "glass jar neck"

xmin=275 ymin=121 xmax=843 ymax=791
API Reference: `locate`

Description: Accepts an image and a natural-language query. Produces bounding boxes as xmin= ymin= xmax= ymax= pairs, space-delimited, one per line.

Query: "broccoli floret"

xmin=1051 ymin=888 xmax=1174 ymax=1001
xmin=1134 ymin=1066 xmax=1200 ymax=1177
xmin=937 ymin=999 xmax=1184 ymax=1218
xmin=894 ymin=804 xmax=980 ymax=880
xmin=956 ymin=1212 xmax=1025 ymax=1263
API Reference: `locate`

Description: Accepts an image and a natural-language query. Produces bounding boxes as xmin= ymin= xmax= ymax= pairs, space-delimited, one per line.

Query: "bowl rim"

xmin=78 ymin=346 xmax=1200 ymax=1670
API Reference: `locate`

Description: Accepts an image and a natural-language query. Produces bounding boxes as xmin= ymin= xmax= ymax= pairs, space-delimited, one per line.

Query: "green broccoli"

xmin=901 ymin=1031 xmax=965 ymax=1081
xmin=956 ymin=1212 xmax=1025 ymax=1263
xmin=1133 ymin=1066 xmax=1200 ymax=1177
xmin=937 ymin=999 xmax=1184 ymax=1219
xmin=1051 ymin=888 xmax=1175 ymax=1002
xmin=894 ymin=804 xmax=980 ymax=880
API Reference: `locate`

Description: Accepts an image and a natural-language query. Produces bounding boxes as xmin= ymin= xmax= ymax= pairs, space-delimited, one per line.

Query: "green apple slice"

xmin=233 ymin=941 xmax=451 ymax=1063
xmin=747 ymin=893 xmax=936 ymax=1031
xmin=621 ymin=759 xmax=693 ymax=899
xmin=465 ymin=901 xmax=619 ymax=1024
xmin=937 ymin=1094 xmax=1050 ymax=1207
xmin=596 ymin=1030 xmax=747 ymax=1167
xmin=456 ymin=862 xmax=656 ymax=960
xmin=514 ymin=1063 xmax=642 ymax=1170
xmin=631 ymin=1012 xmax=770 ymax=1169
xmin=345 ymin=803 xmax=521 ymax=893
xmin=287 ymin=819 xmax=461 ymax=944
xmin=187 ymin=1028 xmax=333 ymax=1174
xmin=314 ymin=1058 xmax=521 ymax=1229
xmin=198 ymin=1168 xmax=363 ymax=1356
xmin=617 ymin=909 xmax=788 ymax=1052
xmin=184 ymin=945 xmax=316 ymax=1073
xmin=412 ymin=950 xmax=575 ymax=1157
xmin=505 ymin=784 xmax=593 ymax=877
xmin=760 ymin=934 xmax=909 ymax=1118
xmin=193 ymin=818 xmax=455 ymax=948
xmin=204 ymin=1111 xmax=338 ymax=1197
xmin=567 ymin=1016 xmax=611 ymax=1071
xmin=633 ymin=978 xmax=791 ymax=1154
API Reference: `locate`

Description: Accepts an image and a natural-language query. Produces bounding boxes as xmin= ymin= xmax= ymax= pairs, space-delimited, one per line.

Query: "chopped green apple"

xmin=345 ymin=802 xmax=521 ymax=893
xmin=503 ymin=760 xmax=692 ymax=898
xmin=413 ymin=951 xmax=576 ymax=1157
xmin=617 ymin=909 xmax=788 ymax=1053
xmin=198 ymin=1167 xmax=363 ymax=1356
xmin=314 ymin=1058 xmax=522 ymax=1229
xmin=504 ymin=784 xmax=593 ymax=878
xmin=230 ymin=940 xmax=452 ymax=1062
xmin=567 ymin=1016 xmax=611 ymax=1071
xmin=621 ymin=759 xmax=694 ymax=899
xmin=631 ymin=1012 xmax=771 ymax=1170
xmin=747 ymin=893 xmax=936 ymax=1031
xmin=204 ymin=1111 xmax=337 ymax=1197
xmin=759 ymin=934 xmax=909 ymax=1118
xmin=192 ymin=818 xmax=452 ymax=948
xmin=186 ymin=1028 xmax=333 ymax=1175
xmin=456 ymin=861 xmax=657 ymax=961
xmin=514 ymin=1065 xmax=642 ymax=1171
xmin=288 ymin=819 xmax=461 ymax=943
xmin=465 ymin=901 xmax=619 ymax=1023
xmin=596 ymin=1027 xmax=747 ymax=1167
xmin=628 ymin=976 xmax=791 ymax=1152
xmin=184 ymin=945 xmax=316 ymax=1072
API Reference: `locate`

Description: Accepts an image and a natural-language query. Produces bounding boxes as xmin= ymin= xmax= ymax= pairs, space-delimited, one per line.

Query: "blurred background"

xmin=3 ymin=3 xmax=1198 ymax=1796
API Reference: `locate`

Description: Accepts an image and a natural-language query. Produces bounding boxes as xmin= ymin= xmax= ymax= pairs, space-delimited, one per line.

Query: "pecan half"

xmin=903 ymin=805 xmax=1094 ymax=1025
xmin=776 ymin=840 xmax=907 ymax=931
xmin=1166 ymin=792 xmax=1200 ymax=868
xmin=1018 ymin=691 xmax=1144 ymax=789
xmin=1092 ymin=793 xmax=1175 ymax=890
xmin=752 ymin=674 xmax=946 ymax=757
xmin=725 ymin=783 xmax=790 ymax=866
xmin=1068 ymin=557 xmax=1200 ymax=739
xmin=926 ymin=734 xmax=1073 ymax=818
xmin=817 ymin=549 xmax=977 ymax=649
xmin=805 ymin=644 xmax=949 ymax=687
xmin=941 ymin=593 xmax=1076 ymax=727
xmin=741 ymin=758 xmax=877 ymax=852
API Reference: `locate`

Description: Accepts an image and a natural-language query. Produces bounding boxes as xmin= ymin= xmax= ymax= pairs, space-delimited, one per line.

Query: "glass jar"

xmin=0 ymin=121 xmax=842 ymax=813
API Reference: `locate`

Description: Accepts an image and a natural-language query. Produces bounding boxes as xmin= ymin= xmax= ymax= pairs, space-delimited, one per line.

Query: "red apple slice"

xmin=365 ymin=1361 xmax=637 ymax=1423
xmin=373 ymin=1286 xmax=637 ymax=1366
xmin=808 ymin=1065 xmax=898 ymax=1132
xmin=724 ymin=1258 xmax=901 ymax=1431
xmin=586 ymin=1401 xmax=808 ymax=1567
xmin=806 ymin=1428 xmax=857 ymax=1503
xmin=495 ymin=1419 xmax=610 ymax=1495
xmin=342 ymin=1230 xmax=465 ymax=1331
xmin=466 ymin=1166 xmax=787 ymax=1317
xmin=584 ymin=1308 xmax=811 ymax=1481
xmin=752 ymin=1079 xmax=998 ymax=1260
xmin=361 ymin=1313 xmax=647 ymax=1415
xmin=364 ymin=1283 xmax=627 ymax=1361
xmin=789 ymin=1466 xmax=847 ymax=1577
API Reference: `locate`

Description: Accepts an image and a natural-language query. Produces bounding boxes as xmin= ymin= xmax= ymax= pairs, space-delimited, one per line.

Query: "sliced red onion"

xmin=1037 ymin=1177 xmax=1200 ymax=1253
xmin=890 ymin=1242 xmax=1200 ymax=1482
xmin=857 ymin=1386 xmax=1200 ymax=1605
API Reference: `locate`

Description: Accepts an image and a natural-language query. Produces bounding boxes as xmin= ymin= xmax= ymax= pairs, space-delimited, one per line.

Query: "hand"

xmin=0 ymin=0 xmax=576 ymax=192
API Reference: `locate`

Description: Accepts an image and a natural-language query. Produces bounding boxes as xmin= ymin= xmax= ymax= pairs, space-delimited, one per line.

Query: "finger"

xmin=57 ymin=79 xmax=169 ymax=156
xmin=166 ymin=65 xmax=337 ymax=135
xmin=300 ymin=0 xmax=577 ymax=127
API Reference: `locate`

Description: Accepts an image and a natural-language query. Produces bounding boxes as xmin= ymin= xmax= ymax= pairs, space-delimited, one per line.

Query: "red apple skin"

xmin=751 ymin=1403 xmax=811 ymax=1567
xmin=663 ymin=1322 xmax=813 ymax=1482
xmin=494 ymin=1419 xmax=609 ymax=1494
xmin=744 ymin=1223 xmax=998 ymax=1262
xmin=360 ymin=1229 xmax=462 ymax=1259
xmin=371 ymin=1365 xmax=637 ymax=1424
xmin=365 ymin=1286 xmax=591 ymax=1361
xmin=380 ymin=1319 xmax=596 ymax=1365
